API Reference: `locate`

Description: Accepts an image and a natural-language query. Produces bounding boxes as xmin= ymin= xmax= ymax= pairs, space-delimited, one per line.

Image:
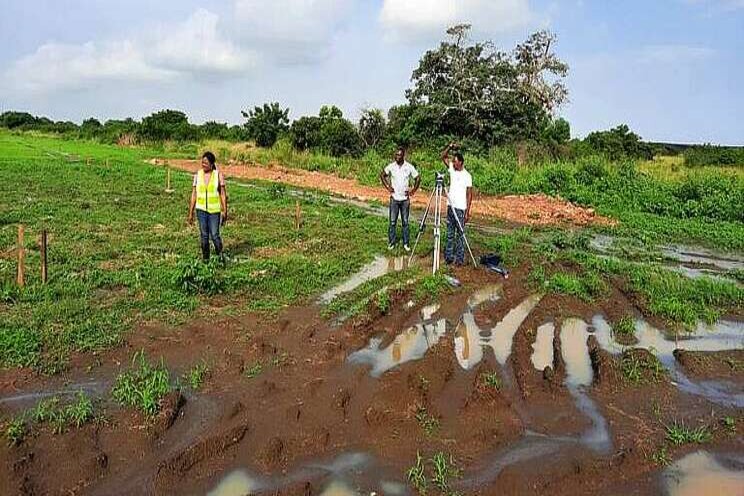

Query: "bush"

xmin=358 ymin=108 xmax=387 ymax=149
xmin=289 ymin=107 xmax=362 ymax=157
xmin=173 ymin=259 xmax=225 ymax=295
xmin=138 ymin=110 xmax=197 ymax=142
xmin=585 ymin=124 xmax=653 ymax=160
xmin=684 ymin=145 xmax=744 ymax=167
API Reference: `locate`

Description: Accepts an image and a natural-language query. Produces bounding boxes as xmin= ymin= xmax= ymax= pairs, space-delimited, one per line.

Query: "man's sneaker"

xmin=403 ymin=244 xmax=411 ymax=253
xmin=388 ymin=243 xmax=396 ymax=251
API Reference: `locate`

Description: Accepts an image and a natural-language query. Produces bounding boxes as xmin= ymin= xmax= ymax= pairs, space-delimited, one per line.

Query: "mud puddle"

xmin=590 ymin=234 xmax=743 ymax=283
xmin=319 ymin=256 xmax=412 ymax=304
xmin=530 ymin=322 xmax=555 ymax=371
xmin=661 ymin=451 xmax=744 ymax=496
xmin=206 ymin=452 xmax=406 ymax=496
xmin=591 ymin=315 xmax=744 ymax=406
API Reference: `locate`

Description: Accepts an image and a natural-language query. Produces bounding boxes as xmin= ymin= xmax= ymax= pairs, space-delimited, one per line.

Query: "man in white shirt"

xmin=441 ymin=143 xmax=473 ymax=265
xmin=380 ymin=147 xmax=421 ymax=251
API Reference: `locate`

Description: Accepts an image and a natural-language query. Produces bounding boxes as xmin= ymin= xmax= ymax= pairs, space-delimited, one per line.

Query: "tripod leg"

xmin=433 ymin=184 xmax=442 ymax=274
xmin=408 ymin=188 xmax=436 ymax=265
xmin=443 ymin=186 xmax=478 ymax=267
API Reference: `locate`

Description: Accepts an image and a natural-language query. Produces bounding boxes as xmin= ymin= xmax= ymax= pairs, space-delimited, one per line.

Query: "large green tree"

xmin=242 ymin=102 xmax=290 ymax=148
xmin=406 ymin=25 xmax=568 ymax=146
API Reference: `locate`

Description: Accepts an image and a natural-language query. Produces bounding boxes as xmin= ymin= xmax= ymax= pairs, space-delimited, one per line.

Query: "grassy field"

xmin=0 ymin=131 xmax=387 ymax=371
xmin=195 ymin=138 xmax=744 ymax=251
xmin=1 ymin=130 xmax=742 ymax=373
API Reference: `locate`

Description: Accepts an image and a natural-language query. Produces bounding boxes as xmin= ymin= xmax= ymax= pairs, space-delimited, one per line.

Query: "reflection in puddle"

xmin=662 ymin=451 xmax=744 ymax=496
xmin=0 ymin=381 xmax=109 ymax=408
xmin=592 ymin=315 xmax=744 ymax=407
xmin=560 ymin=319 xmax=593 ymax=387
xmin=348 ymin=320 xmax=447 ymax=377
xmin=530 ymin=322 xmax=555 ymax=371
xmin=467 ymin=284 xmax=503 ymax=308
xmin=484 ymin=295 xmax=543 ymax=366
xmin=568 ymin=387 xmax=611 ymax=454
xmin=661 ymin=244 xmax=744 ymax=272
xmin=420 ymin=303 xmax=440 ymax=321
xmin=207 ymin=452 xmax=402 ymax=496
xmin=207 ymin=470 xmax=262 ymax=496
xmin=319 ymin=255 xmax=410 ymax=304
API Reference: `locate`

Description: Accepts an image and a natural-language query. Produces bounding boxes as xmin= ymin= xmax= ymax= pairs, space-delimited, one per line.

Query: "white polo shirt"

xmin=448 ymin=164 xmax=472 ymax=211
xmin=384 ymin=161 xmax=419 ymax=201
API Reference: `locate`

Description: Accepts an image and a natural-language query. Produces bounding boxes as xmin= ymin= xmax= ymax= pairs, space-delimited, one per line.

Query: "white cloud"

xmin=147 ymin=9 xmax=256 ymax=75
xmin=380 ymin=0 xmax=533 ymax=41
xmin=638 ymin=44 xmax=715 ymax=64
xmin=6 ymin=8 xmax=256 ymax=94
xmin=233 ymin=0 xmax=351 ymax=62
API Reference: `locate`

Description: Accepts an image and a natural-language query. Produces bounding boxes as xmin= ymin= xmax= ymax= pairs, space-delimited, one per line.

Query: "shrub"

xmin=173 ymin=259 xmax=225 ymax=295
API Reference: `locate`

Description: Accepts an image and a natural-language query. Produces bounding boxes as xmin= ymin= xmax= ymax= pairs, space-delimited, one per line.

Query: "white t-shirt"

xmin=384 ymin=161 xmax=419 ymax=201
xmin=447 ymin=164 xmax=472 ymax=211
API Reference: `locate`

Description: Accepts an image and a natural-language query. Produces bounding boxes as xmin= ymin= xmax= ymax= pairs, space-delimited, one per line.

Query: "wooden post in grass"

xmin=40 ymin=229 xmax=48 ymax=284
xmin=165 ymin=161 xmax=174 ymax=194
xmin=16 ymin=225 xmax=24 ymax=287
xmin=295 ymin=201 xmax=301 ymax=230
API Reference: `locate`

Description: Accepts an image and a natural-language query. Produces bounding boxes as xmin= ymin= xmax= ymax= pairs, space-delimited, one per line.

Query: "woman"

xmin=187 ymin=151 xmax=228 ymax=260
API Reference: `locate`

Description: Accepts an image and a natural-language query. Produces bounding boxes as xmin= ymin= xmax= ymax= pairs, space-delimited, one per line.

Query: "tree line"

xmin=2 ymin=25 xmax=739 ymax=166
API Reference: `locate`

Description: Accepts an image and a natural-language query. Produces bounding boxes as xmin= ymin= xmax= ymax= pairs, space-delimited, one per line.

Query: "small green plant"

xmin=407 ymin=451 xmax=427 ymax=494
xmin=481 ymin=371 xmax=501 ymax=389
xmin=415 ymin=273 xmax=450 ymax=302
xmin=5 ymin=417 xmax=26 ymax=446
xmin=63 ymin=391 xmax=94 ymax=429
xmin=183 ymin=362 xmax=209 ymax=390
xmin=28 ymin=392 xmax=94 ymax=434
xmin=665 ymin=421 xmax=712 ymax=445
xmin=375 ymin=289 xmax=391 ymax=314
xmin=430 ymin=452 xmax=461 ymax=493
xmin=173 ymin=258 xmax=225 ymax=295
xmin=621 ymin=350 xmax=665 ymax=384
xmin=611 ymin=316 xmax=636 ymax=339
xmin=415 ymin=407 xmax=440 ymax=437
xmin=722 ymin=416 xmax=736 ymax=434
xmin=651 ymin=446 xmax=671 ymax=466
xmin=112 ymin=351 xmax=171 ymax=416
xmin=725 ymin=357 xmax=742 ymax=372
xmin=244 ymin=361 xmax=263 ymax=379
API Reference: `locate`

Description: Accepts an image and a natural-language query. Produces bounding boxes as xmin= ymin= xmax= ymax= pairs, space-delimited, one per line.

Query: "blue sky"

xmin=1 ymin=1 xmax=742 ymax=144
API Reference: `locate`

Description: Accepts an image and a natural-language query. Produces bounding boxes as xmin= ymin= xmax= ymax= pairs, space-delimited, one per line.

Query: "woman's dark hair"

xmin=454 ymin=151 xmax=465 ymax=164
xmin=202 ymin=151 xmax=217 ymax=170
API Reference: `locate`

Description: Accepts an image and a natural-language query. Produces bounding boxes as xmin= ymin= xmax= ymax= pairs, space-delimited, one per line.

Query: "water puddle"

xmin=0 ymin=380 xmax=108 ymax=409
xmin=660 ymin=244 xmax=744 ymax=272
xmin=207 ymin=470 xmax=263 ymax=496
xmin=530 ymin=322 xmax=555 ymax=371
xmin=318 ymin=255 xmax=410 ymax=304
xmin=482 ymin=295 xmax=543 ymax=366
xmin=560 ymin=319 xmax=593 ymax=387
xmin=347 ymin=319 xmax=447 ymax=377
xmin=662 ymin=451 xmax=744 ymax=496
xmin=207 ymin=452 xmax=405 ymax=496
xmin=568 ymin=387 xmax=611 ymax=454
xmin=591 ymin=315 xmax=744 ymax=406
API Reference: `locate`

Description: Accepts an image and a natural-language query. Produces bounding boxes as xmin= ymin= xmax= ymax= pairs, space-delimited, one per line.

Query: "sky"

xmin=1 ymin=0 xmax=742 ymax=144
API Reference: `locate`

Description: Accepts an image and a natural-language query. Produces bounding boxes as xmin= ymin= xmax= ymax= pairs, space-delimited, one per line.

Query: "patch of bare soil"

xmin=0 ymin=266 xmax=741 ymax=496
xmin=155 ymin=159 xmax=615 ymax=227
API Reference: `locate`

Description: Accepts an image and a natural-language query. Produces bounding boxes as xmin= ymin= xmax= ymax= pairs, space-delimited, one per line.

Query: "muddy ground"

xmin=1 ymin=263 xmax=742 ymax=496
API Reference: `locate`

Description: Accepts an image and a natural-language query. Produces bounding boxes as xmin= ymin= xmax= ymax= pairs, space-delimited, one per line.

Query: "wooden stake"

xmin=40 ymin=229 xmax=48 ymax=284
xmin=165 ymin=168 xmax=174 ymax=194
xmin=16 ymin=225 xmax=24 ymax=287
xmin=295 ymin=201 xmax=301 ymax=230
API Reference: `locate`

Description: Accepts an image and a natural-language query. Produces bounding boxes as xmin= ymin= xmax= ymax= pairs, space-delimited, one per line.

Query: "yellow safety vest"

xmin=195 ymin=169 xmax=221 ymax=214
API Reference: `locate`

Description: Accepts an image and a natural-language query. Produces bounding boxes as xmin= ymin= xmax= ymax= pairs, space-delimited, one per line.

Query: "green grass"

xmin=611 ymin=316 xmax=636 ymax=339
xmin=407 ymin=451 xmax=428 ymax=494
xmin=528 ymin=266 xmax=606 ymax=302
xmin=182 ymin=361 xmax=209 ymax=390
xmin=650 ymin=445 xmax=671 ymax=466
xmin=243 ymin=361 xmax=263 ymax=379
xmin=4 ymin=417 xmax=26 ymax=446
xmin=664 ymin=421 xmax=712 ymax=445
xmin=415 ymin=407 xmax=440 ymax=437
xmin=112 ymin=352 xmax=171 ymax=416
xmin=406 ymin=450 xmax=461 ymax=495
xmin=621 ymin=350 xmax=666 ymax=385
xmin=0 ymin=131 xmax=386 ymax=371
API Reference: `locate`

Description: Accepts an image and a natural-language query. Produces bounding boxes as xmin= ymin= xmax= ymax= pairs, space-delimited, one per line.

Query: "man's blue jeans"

xmin=445 ymin=207 xmax=466 ymax=265
xmin=196 ymin=210 xmax=223 ymax=260
xmin=388 ymin=198 xmax=411 ymax=246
